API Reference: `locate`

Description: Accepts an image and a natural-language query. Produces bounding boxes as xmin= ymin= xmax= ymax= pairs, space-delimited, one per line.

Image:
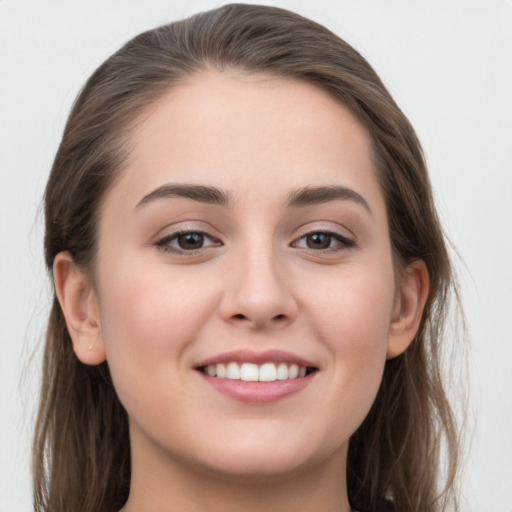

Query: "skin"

xmin=54 ymin=71 xmax=428 ymax=512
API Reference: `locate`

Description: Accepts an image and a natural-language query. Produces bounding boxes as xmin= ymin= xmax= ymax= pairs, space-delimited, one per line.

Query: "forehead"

xmin=106 ymin=71 xmax=384 ymax=216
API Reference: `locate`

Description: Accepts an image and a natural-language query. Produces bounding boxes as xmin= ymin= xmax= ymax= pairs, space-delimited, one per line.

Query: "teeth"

xmin=260 ymin=362 xmax=277 ymax=381
xmin=240 ymin=363 xmax=259 ymax=381
xmin=203 ymin=362 xmax=311 ymax=381
xmin=289 ymin=363 xmax=299 ymax=379
xmin=216 ymin=363 xmax=226 ymax=378
xmin=226 ymin=362 xmax=241 ymax=379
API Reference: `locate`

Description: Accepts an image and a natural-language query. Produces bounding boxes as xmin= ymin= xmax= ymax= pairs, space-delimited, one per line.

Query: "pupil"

xmin=307 ymin=233 xmax=331 ymax=249
xmin=178 ymin=233 xmax=203 ymax=250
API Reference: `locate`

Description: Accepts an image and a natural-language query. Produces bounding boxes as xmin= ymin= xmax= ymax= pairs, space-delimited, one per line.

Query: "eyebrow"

xmin=285 ymin=185 xmax=372 ymax=215
xmin=135 ymin=183 xmax=233 ymax=209
xmin=135 ymin=182 xmax=371 ymax=215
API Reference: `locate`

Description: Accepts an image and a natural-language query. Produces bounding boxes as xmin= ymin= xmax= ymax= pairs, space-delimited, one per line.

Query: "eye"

xmin=292 ymin=231 xmax=355 ymax=251
xmin=156 ymin=230 xmax=220 ymax=254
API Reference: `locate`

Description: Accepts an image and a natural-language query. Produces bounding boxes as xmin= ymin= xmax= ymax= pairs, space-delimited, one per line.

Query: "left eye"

xmin=156 ymin=231 xmax=219 ymax=253
xmin=293 ymin=232 xmax=354 ymax=250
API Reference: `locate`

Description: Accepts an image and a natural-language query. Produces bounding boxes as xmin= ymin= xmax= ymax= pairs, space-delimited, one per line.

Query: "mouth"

xmin=197 ymin=361 xmax=317 ymax=382
xmin=194 ymin=350 xmax=319 ymax=403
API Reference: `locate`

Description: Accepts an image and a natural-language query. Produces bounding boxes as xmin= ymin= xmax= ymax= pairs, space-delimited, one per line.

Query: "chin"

xmin=184 ymin=430 xmax=343 ymax=483
xmin=198 ymin=453 xmax=313 ymax=484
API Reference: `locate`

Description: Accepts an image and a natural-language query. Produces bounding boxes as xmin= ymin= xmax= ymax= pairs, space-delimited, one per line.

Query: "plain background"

xmin=0 ymin=1 xmax=511 ymax=511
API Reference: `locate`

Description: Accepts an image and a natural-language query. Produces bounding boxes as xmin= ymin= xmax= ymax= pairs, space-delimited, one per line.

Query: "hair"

xmin=34 ymin=4 xmax=462 ymax=512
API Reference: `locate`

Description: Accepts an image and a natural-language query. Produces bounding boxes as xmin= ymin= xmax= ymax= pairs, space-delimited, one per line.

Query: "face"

xmin=82 ymin=72 xmax=414 ymax=481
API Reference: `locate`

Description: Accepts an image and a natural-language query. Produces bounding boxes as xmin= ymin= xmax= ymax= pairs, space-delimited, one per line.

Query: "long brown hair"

xmin=34 ymin=4 xmax=462 ymax=511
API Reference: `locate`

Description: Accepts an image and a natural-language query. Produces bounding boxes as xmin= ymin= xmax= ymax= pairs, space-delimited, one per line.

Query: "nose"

xmin=219 ymin=251 xmax=298 ymax=330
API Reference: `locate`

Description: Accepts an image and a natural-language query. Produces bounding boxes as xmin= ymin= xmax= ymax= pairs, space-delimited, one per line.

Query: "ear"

xmin=53 ymin=251 xmax=106 ymax=365
xmin=387 ymin=259 xmax=429 ymax=359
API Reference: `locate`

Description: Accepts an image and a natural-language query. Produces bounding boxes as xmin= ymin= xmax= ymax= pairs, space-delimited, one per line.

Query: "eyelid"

xmin=290 ymin=227 xmax=356 ymax=252
xmin=152 ymin=222 xmax=356 ymax=256
xmin=155 ymin=227 xmax=222 ymax=254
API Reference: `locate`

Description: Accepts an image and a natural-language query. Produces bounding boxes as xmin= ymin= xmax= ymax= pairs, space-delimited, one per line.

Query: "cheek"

xmin=304 ymin=263 xmax=395 ymax=415
xmin=96 ymin=261 xmax=217 ymax=388
xmin=308 ymin=262 xmax=395 ymax=346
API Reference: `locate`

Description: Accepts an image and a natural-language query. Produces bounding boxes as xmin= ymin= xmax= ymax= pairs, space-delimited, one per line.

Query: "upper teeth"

xmin=204 ymin=362 xmax=308 ymax=382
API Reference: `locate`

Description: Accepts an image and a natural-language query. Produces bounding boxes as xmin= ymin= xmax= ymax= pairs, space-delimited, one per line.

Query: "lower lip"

xmin=199 ymin=372 xmax=316 ymax=403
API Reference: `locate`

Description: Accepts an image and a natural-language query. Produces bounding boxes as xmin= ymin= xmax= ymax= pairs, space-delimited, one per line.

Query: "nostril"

xmin=226 ymin=308 xmax=294 ymax=328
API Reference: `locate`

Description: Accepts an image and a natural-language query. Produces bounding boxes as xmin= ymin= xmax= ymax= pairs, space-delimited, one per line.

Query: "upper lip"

xmin=195 ymin=349 xmax=318 ymax=369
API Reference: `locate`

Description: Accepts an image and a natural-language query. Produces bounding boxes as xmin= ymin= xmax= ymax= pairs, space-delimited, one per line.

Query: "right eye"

xmin=155 ymin=230 xmax=221 ymax=254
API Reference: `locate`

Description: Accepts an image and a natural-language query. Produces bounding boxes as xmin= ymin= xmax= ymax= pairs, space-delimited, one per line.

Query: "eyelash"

xmin=155 ymin=229 xmax=356 ymax=255
xmin=155 ymin=229 xmax=220 ymax=254
xmin=291 ymin=230 xmax=356 ymax=252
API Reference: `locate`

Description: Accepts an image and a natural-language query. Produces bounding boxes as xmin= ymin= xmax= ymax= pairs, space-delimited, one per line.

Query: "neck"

xmin=121 ymin=432 xmax=351 ymax=512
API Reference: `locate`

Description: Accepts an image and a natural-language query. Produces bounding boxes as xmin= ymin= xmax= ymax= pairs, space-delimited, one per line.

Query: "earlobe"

xmin=53 ymin=252 xmax=106 ymax=365
xmin=387 ymin=259 xmax=430 ymax=359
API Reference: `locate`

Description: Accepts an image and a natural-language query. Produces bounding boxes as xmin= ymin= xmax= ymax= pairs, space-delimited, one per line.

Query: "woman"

xmin=33 ymin=4 xmax=460 ymax=512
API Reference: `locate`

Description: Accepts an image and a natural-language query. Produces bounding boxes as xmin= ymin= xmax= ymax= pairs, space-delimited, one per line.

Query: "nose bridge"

xmin=221 ymin=235 xmax=297 ymax=328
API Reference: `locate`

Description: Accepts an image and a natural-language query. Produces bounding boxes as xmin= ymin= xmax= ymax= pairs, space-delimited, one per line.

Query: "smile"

xmin=195 ymin=350 xmax=319 ymax=402
xmin=200 ymin=362 xmax=316 ymax=382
